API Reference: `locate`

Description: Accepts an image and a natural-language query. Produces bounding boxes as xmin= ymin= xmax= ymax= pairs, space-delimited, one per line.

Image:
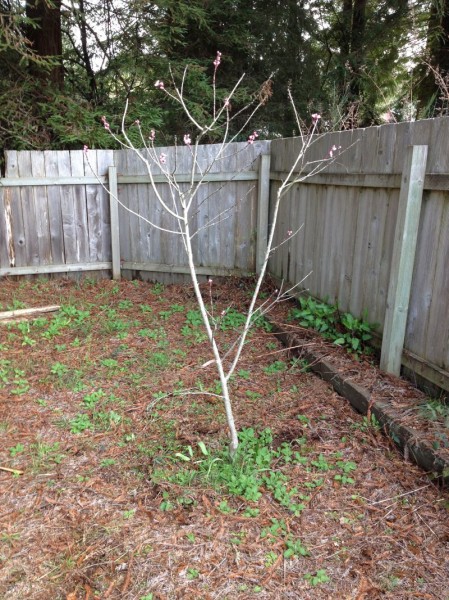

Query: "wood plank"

xmin=0 ymin=176 xmax=107 ymax=186
xmin=0 ymin=187 xmax=14 ymax=267
xmin=43 ymin=150 xmax=65 ymax=265
xmin=120 ymin=261 xmax=251 ymax=277
xmin=58 ymin=151 xmax=78 ymax=263
xmin=70 ymin=150 xmax=90 ymax=264
xmin=349 ymin=187 xmax=371 ymax=317
xmin=0 ymin=305 xmax=60 ymax=321
xmin=5 ymin=170 xmax=449 ymax=190
xmin=0 ymin=262 xmax=111 ymax=277
xmin=375 ymin=188 xmax=399 ymax=328
xmin=108 ymin=166 xmax=121 ymax=280
xmin=95 ymin=150 xmax=114 ymax=262
xmin=335 ymin=187 xmax=358 ymax=311
xmin=17 ymin=151 xmax=39 ymax=267
xmin=31 ymin=151 xmax=52 ymax=265
xmin=380 ymin=145 xmax=428 ymax=375
xmin=256 ymin=153 xmax=271 ymax=273
xmin=423 ymin=194 xmax=449 ymax=369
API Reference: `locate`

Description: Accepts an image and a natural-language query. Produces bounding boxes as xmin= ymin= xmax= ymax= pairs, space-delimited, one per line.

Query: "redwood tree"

xmin=25 ymin=0 xmax=63 ymax=89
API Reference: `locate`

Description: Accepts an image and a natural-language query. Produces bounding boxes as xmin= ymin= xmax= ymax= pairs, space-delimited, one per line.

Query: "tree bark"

xmin=25 ymin=0 xmax=64 ymax=89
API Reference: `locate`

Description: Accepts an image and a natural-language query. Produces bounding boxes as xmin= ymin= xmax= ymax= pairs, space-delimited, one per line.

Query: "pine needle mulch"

xmin=0 ymin=277 xmax=448 ymax=600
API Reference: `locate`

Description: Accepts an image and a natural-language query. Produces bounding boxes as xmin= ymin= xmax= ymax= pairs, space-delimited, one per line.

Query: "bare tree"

xmin=87 ymin=54 xmax=338 ymax=457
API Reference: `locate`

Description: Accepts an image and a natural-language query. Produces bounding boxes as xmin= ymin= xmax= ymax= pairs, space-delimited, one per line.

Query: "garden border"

xmin=270 ymin=322 xmax=449 ymax=486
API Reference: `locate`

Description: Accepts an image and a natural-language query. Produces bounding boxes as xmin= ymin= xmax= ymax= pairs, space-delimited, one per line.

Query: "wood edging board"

xmin=269 ymin=323 xmax=449 ymax=486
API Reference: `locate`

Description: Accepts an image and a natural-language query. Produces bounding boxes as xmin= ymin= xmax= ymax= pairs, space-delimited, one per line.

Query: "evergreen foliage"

xmin=0 ymin=0 xmax=448 ymax=156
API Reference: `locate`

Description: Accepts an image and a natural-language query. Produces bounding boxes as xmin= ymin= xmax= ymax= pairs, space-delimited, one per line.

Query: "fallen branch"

xmin=0 ymin=305 xmax=60 ymax=322
xmin=0 ymin=466 xmax=23 ymax=475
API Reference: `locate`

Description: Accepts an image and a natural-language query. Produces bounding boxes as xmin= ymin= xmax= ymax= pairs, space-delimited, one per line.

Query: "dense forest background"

xmin=1 ymin=0 xmax=449 ymax=156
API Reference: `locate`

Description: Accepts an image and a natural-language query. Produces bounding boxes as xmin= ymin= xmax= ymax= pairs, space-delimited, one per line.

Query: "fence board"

xmin=44 ymin=150 xmax=65 ymax=265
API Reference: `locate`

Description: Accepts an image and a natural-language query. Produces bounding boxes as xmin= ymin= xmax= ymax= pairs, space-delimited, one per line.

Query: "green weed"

xmin=304 ymin=569 xmax=330 ymax=586
xmin=69 ymin=413 xmax=93 ymax=433
xmin=288 ymin=296 xmax=376 ymax=356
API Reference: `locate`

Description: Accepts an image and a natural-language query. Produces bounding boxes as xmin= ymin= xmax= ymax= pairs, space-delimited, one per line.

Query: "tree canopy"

xmin=1 ymin=0 xmax=449 ymax=155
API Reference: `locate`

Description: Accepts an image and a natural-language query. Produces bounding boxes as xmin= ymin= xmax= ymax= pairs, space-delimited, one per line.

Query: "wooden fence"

xmin=0 ymin=121 xmax=448 ymax=394
xmin=268 ymin=117 xmax=449 ymax=395
xmin=0 ymin=141 xmax=270 ymax=281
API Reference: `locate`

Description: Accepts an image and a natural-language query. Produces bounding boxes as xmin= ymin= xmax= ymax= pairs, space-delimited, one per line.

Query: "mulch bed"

xmin=0 ymin=277 xmax=448 ymax=600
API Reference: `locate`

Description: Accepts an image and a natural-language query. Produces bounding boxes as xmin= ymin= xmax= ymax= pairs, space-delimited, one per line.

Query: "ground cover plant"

xmin=0 ymin=277 xmax=449 ymax=599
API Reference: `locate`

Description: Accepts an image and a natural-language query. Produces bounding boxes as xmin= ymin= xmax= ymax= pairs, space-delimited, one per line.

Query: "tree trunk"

xmin=416 ymin=0 xmax=449 ymax=117
xmin=349 ymin=0 xmax=367 ymax=99
xmin=25 ymin=0 xmax=64 ymax=89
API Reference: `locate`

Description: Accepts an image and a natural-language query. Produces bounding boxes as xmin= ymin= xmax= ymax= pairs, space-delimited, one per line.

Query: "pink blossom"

xmin=154 ymin=80 xmax=165 ymax=89
xmin=159 ymin=153 xmax=167 ymax=164
xmin=247 ymin=131 xmax=259 ymax=144
xmin=329 ymin=144 xmax=342 ymax=158
xmin=224 ymin=97 xmax=230 ymax=108
xmin=183 ymin=134 xmax=191 ymax=146
xmin=134 ymin=119 xmax=140 ymax=126
xmin=287 ymin=230 xmax=293 ymax=237
xmin=149 ymin=129 xmax=156 ymax=142
xmin=311 ymin=113 xmax=321 ymax=123
xmin=83 ymin=145 xmax=89 ymax=154
xmin=213 ymin=51 xmax=222 ymax=68
xmin=208 ymin=278 xmax=213 ymax=286
xmin=101 ymin=115 xmax=110 ymax=130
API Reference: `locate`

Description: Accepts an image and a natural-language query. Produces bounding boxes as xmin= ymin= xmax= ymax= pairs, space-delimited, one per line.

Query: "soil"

xmin=0 ymin=277 xmax=448 ymax=600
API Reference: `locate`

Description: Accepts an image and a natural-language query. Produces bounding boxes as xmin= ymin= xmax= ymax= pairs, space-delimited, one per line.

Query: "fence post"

xmin=256 ymin=153 xmax=271 ymax=274
xmin=108 ymin=165 xmax=121 ymax=280
xmin=380 ymin=145 xmax=428 ymax=376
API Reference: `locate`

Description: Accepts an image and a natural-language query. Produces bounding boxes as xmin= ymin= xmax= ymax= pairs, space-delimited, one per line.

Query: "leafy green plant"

xmin=83 ymin=389 xmax=106 ymax=408
xmin=284 ymin=537 xmax=309 ymax=559
xmin=220 ymin=309 xmax=247 ymax=331
xmin=263 ymin=360 xmax=287 ymax=374
xmin=419 ymin=399 xmax=449 ymax=425
xmin=288 ymin=296 xmax=376 ymax=356
xmin=185 ymin=309 xmax=203 ymax=328
xmin=304 ymin=569 xmax=330 ymax=586
xmin=334 ymin=311 xmax=374 ymax=354
xmin=9 ymin=443 xmax=25 ymax=457
xmin=69 ymin=413 xmax=93 ymax=434
xmin=289 ymin=296 xmax=337 ymax=333
xmin=186 ymin=567 xmax=199 ymax=580
xmin=51 ymin=362 xmax=69 ymax=377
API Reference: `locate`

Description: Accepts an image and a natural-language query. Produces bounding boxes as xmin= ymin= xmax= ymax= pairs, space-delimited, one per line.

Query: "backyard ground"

xmin=0 ymin=277 xmax=448 ymax=600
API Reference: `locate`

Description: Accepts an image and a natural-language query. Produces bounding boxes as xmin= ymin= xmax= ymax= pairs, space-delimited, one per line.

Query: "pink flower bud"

xmin=101 ymin=115 xmax=110 ymax=130
xmin=159 ymin=153 xmax=167 ymax=164
xmin=329 ymin=144 xmax=342 ymax=158
xmin=208 ymin=278 xmax=213 ymax=285
xmin=287 ymin=230 xmax=293 ymax=237
xmin=134 ymin=119 xmax=140 ymax=126
xmin=247 ymin=131 xmax=258 ymax=144
xmin=311 ymin=113 xmax=321 ymax=123
xmin=183 ymin=134 xmax=191 ymax=146
xmin=149 ymin=129 xmax=155 ymax=142
xmin=83 ymin=145 xmax=89 ymax=154
xmin=213 ymin=51 xmax=222 ymax=68
xmin=154 ymin=80 xmax=165 ymax=89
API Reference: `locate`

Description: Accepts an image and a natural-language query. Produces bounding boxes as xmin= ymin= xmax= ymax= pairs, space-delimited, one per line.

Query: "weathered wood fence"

xmin=0 ymin=120 xmax=448 ymax=394
xmin=0 ymin=141 xmax=270 ymax=281
xmin=269 ymin=118 xmax=449 ymax=395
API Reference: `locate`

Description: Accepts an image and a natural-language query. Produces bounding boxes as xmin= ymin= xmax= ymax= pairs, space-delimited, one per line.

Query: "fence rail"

xmin=0 ymin=120 xmax=448 ymax=395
